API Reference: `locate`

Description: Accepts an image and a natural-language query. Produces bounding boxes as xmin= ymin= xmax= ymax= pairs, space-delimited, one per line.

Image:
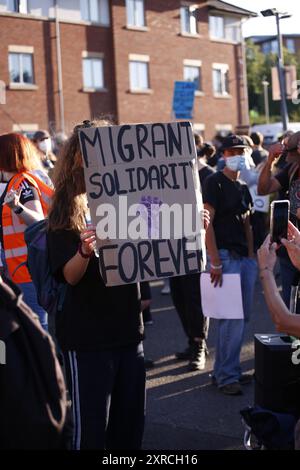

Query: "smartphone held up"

xmin=270 ymin=200 xmax=290 ymax=244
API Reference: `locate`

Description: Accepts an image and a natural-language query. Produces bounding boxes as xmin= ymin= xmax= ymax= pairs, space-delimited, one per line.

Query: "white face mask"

xmin=38 ymin=138 xmax=52 ymax=155
xmin=225 ymin=154 xmax=246 ymax=172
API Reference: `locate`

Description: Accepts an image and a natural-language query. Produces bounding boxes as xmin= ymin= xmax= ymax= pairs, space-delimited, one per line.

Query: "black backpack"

xmin=0 ymin=277 xmax=68 ymax=449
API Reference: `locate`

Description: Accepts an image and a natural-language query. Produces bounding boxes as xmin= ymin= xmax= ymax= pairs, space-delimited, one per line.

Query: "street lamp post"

xmin=261 ymin=8 xmax=291 ymax=132
xmin=262 ymin=80 xmax=270 ymax=124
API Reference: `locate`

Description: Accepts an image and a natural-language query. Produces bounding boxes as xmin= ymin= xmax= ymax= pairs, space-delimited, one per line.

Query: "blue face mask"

xmin=225 ymin=155 xmax=246 ymax=172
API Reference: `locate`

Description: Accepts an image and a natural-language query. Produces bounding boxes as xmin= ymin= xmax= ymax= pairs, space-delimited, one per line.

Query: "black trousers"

xmin=170 ymin=273 xmax=209 ymax=342
xmin=64 ymin=342 xmax=146 ymax=450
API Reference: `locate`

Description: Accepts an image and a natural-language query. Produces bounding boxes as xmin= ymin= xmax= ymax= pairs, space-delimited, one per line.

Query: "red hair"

xmin=0 ymin=133 xmax=41 ymax=172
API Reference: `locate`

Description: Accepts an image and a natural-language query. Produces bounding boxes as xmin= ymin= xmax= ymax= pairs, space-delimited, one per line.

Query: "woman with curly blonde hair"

xmin=47 ymin=119 xmax=145 ymax=450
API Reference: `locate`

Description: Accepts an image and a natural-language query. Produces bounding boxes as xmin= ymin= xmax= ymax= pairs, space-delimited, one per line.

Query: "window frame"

xmin=180 ymin=5 xmax=198 ymax=36
xmin=7 ymin=0 xmax=28 ymax=14
xmin=212 ymin=63 xmax=230 ymax=97
xmin=126 ymin=0 xmax=146 ymax=28
xmin=82 ymin=55 xmax=105 ymax=91
xmin=129 ymin=55 xmax=150 ymax=92
xmin=209 ymin=14 xmax=241 ymax=43
xmin=8 ymin=51 xmax=34 ymax=86
xmin=183 ymin=60 xmax=202 ymax=93
xmin=80 ymin=0 xmax=110 ymax=26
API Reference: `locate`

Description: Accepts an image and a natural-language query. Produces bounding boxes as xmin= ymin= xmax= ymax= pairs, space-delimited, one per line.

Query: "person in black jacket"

xmin=47 ymin=119 xmax=145 ymax=450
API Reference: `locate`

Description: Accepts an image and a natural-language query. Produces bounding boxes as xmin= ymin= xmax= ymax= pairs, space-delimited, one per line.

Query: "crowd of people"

xmin=0 ymin=121 xmax=300 ymax=450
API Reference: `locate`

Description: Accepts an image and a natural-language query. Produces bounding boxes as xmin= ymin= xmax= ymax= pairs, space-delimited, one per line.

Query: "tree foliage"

xmin=246 ymin=39 xmax=300 ymax=124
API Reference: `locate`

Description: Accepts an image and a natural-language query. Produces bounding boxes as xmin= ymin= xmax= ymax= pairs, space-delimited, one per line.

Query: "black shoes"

xmin=175 ymin=345 xmax=193 ymax=360
xmin=144 ymin=359 xmax=155 ymax=369
xmin=176 ymin=342 xmax=207 ymax=370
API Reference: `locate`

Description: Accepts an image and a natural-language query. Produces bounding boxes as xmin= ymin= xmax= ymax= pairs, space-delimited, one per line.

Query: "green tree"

xmin=246 ymin=39 xmax=300 ymax=124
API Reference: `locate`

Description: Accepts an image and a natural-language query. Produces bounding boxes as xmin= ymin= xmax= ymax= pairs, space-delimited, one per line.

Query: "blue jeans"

xmin=19 ymin=282 xmax=48 ymax=331
xmin=208 ymin=250 xmax=257 ymax=387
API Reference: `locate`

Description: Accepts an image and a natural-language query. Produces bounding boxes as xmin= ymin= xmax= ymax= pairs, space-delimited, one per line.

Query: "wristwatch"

xmin=13 ymin=205 xmax=23 ymax=214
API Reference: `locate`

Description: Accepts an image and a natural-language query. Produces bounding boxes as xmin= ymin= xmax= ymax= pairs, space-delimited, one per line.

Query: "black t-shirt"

xmin=198 ymin=165 xmax=215 ymax=188
xmin=275 ymin=163 xmax=300 ymax=220
xmin=202 ymin=171 xmax=253 ymax=257
xmin=47 ymin=229 xmax=144 ymax=351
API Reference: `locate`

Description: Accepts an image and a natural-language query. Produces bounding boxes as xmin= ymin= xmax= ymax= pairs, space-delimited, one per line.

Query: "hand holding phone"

xmin=270 ymin=200 xmax=290 ymax=244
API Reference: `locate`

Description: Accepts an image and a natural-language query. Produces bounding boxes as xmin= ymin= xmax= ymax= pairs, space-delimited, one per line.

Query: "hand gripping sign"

xmin=79 ymin=121 xmax=206 ymax=286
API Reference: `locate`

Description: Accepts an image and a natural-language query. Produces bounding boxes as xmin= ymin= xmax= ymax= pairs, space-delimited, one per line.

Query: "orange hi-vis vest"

xmin=2 ymin=171 xmax=53 ymax=284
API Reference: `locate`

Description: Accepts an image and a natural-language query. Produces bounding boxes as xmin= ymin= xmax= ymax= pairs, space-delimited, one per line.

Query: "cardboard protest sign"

xmin=79 ymin=121 xmax=206 ymax=286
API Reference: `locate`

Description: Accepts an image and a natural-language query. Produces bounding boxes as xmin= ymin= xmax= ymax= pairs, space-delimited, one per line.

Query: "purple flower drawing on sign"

xmin=138 ymin=195 xmax=163 ymax=238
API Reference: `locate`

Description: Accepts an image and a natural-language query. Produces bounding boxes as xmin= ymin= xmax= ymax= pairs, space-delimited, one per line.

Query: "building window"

xmin=212 ymin=64 xmax=229 ymax=96
xmin=126 ymin=0 xmax=145 ymax=27
xmin=80 ymin=0 xmax=110 ymax=25
xmin=83 ymin=57 xmax=104 ymax=89
xmin=9 ymin=52 xmax=34 ymax=84
xmin=262 ymin=39 xmax=278 ymax=54
xmin=215 ymin=124 xmax=232 ymax=137
xmin=180 ymin=5 xmax=198 ymax=35
xmin=184 ymin=64 xmax=202 ymax=91
xmin=7 ymin=0 xmax=27 ymax=13
xmin=129 ymin=60 xmax=149 ymax=90
xmin=209 ymin=15 xmax=240 ymax=42
xmin=286 ymin=38 xmax=295 ymax=54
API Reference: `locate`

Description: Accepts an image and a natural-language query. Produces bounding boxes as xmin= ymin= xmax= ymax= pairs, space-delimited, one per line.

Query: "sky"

xmin=227 ymin=0 xmax=300 ymax=37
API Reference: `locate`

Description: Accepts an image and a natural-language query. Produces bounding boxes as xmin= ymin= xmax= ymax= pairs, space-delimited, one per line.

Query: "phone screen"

xmin=270 ymin=201 xmax=290 ymax=244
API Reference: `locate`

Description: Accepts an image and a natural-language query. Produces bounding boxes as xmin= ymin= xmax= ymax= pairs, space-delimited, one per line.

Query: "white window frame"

xmin=126 ymin=0 xmax=145 ymax=28
xmin=193 ymin=123 xmax=205 ymax=138
xmin=7 ymin=0 xmax=27 ymax=14
xmin=129 ymin=54 xmax=150 ymax=92
xmin=12 ymin=123 xmax=39 ymax=138
xmin=183 ymin=59 xmax=202 ymax=92
xmin=80 ymin=0 xmax=110 ymax=26
xmin=82 ymin=52 xmax=105 ymax=91
xmin=212 ymin=63 xmax=230 ymax=97
xmin=180 ymin=4 xmax=198 ymax=35
xmin=8 ymin=46 xmax=34 ymax=86
xmin=215 ymin=124 xmax=233 ymax=137
xmin=209 ymin=14 xmax=241 ymax=43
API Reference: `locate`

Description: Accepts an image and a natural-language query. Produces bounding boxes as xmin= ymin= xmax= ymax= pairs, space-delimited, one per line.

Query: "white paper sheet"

xmin=200 ymin=273 xmax=244 ymax=319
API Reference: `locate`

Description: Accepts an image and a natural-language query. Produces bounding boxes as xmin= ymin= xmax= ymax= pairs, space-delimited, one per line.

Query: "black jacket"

xmin=0 ymin=277 xmax=67 ymax=449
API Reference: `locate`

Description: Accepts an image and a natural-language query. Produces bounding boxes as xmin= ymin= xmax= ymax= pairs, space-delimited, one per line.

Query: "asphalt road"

xmin=142 ymin=276 xmax=276 ymax=450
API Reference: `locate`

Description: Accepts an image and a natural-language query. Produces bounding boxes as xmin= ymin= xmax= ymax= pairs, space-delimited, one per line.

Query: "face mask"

xmin=225 ymin=155 xmax=246 ymax=172
xmin=38 ymin=139 xmax=52 ymax=155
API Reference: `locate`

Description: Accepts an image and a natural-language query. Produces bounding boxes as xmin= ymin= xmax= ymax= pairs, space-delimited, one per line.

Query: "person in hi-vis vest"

xmin=0 ymin=133 xmax=53 ymax=330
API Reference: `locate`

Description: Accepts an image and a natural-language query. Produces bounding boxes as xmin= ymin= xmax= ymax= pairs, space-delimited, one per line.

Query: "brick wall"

xmin=0 ymin=1 xmax=250 ymax=140
xmin=112 ymin=0 xmax=248 ymax=139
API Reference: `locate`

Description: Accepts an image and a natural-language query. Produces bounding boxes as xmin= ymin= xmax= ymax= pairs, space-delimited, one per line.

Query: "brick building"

xmin=0 ymin=0 xmax=256 ymax=140
xmin=250 ymin=34 xmax=300 ymax=59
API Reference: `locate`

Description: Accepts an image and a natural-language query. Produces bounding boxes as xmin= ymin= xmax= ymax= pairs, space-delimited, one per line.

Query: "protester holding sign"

xmin=203 ymin=135 xmax=257 ymax=396
xmin=47 ymin=119 xmax=145 ymax=450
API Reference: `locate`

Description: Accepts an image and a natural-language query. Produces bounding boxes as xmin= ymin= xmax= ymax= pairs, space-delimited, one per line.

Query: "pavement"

xmin=142 ymin=276 xmax=276 ymax=450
